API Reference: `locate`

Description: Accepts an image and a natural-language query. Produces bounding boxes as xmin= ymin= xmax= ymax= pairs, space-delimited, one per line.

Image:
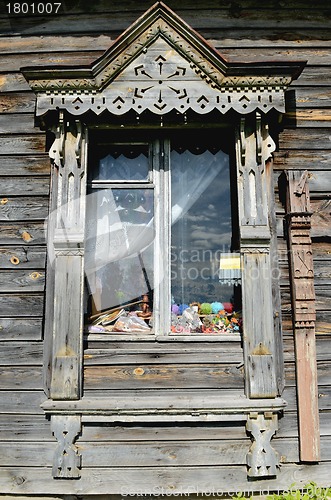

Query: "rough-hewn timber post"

xmin=236 ymin=112 xmax=280 ymax=400
xmin=286 ymin=170 xmax=320 ymax=462
xmin=46 ymin=111 xmax=87 ymax=400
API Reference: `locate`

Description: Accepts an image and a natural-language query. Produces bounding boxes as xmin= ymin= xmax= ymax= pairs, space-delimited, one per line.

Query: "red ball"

xmin=223 ymin=302 xmax=233 ymax=313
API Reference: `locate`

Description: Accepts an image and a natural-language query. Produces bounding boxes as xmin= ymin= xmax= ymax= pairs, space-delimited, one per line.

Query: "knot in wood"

xmin=30 ymin=271 xmax=41 ymax=280
xmin=133 ymin=367 xmax=145 ymax=376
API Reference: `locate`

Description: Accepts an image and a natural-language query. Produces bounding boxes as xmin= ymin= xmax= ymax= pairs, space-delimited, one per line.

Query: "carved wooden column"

xmin=285 ymin=170 xmax=320 ymax=462
xmin=45 ymin=111 xmax=87 ymax=400
xmin=236 ymin=112 xmax=281 ymax=400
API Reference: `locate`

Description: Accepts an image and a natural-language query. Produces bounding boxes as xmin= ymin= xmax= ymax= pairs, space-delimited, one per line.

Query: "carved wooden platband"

xmin=236 ymin=113 xmax=281 ymax=400
xmin=21 ymin=1 xmax=306 ymax=482
xmin=21 ymin=4 xmax=304 ymax=119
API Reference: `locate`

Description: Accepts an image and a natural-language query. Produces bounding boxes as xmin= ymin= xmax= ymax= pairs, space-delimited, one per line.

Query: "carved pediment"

xmin=22 ymin=1 xmax=305 ymax=117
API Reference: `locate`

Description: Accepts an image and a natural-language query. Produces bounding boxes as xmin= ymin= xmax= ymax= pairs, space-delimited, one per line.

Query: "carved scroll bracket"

xmin=49 ymin=111 xmax=65 ymax=168
xmin=49 ymin=113 xmax=84 ymax=172
xmin=237 ymin=112 xmax=275 ymax=230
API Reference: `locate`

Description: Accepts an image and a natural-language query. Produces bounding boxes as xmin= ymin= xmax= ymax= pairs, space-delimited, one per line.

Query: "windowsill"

xmin=158 ymin=333 xmax=241 ymax=342
xmin=84 ymin=332 xmax=242 ymax=342
xmin=41 ymin=392 xmax=286 ymax=422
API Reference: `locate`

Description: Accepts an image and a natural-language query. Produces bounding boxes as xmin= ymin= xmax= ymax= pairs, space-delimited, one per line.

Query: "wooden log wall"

xmin=0 ymin=0 xmax=330 ymax=495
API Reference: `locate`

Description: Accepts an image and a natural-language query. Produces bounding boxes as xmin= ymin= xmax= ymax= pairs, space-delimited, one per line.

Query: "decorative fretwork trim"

xmin=246 ymin=412 xmax=279 ymax=478
xmin=21 ymin=3 xmax=305 ymax=118
xmin=54 ymin=249 xmax=84 ymax=256
xmin=34 ymin=87 xmax=286 ymax=117
xmin=241 ymin=247 xmax=270 ymax=254
xmin=23 ymin=12 xmax=298 ymax=94
xmin=51 ymin=415 xmax=82 ymax=479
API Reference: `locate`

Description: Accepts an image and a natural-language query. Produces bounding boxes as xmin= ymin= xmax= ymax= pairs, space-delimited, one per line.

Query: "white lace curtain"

xmin=84 ymin=148 xmax=229 ymax=310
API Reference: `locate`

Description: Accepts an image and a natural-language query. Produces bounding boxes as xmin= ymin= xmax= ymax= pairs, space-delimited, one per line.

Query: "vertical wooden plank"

xmin=241 ymin=250 xmax=276 ymax=398
xmin=295 ymin=329 xmax=320 ymax=460
xmin=43 ymin=161 xmax=58 ymax=396
xmin=286 ymin=170 xmax=320 ymax=462
xmin=153 ymin=138 xmax=171 ymax=335
xmin=266 ymin=159 xmax=285 ymax=395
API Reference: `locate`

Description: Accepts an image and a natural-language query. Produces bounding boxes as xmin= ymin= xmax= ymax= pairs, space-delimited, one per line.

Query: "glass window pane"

xmin=85 ymin=188 xmax=154 ymax=333
xmin=170 ymin=142 xmax=241 ymax=334
xmin=91 ymin=144 xmax=149 ymax=181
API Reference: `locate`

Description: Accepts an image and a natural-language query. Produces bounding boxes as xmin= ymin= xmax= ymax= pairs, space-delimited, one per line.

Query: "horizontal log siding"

xmin=0 ymin=1 xmax=330 ymax=495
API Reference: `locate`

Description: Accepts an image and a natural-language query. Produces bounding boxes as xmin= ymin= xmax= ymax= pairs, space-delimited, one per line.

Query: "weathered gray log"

xmin=0 ymin=318 xmax=43 ymax=340
xmin=1 ymin=463 xmax=331 ymax=495
xmin=0 ymin=155 xmax=50 ymax=176
xmin=84 ymin=363 xmax=244 ymax=390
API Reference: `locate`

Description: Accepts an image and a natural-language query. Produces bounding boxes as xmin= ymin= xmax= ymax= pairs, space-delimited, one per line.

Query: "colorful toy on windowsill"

xmin=169 ymin=299 xmax=241 ymax=334
xmin=199 ymin=302 xmax=213 ymax=315
xmin=223 ymin=302 xmax=234 ymax=313
xmin=200 ymin=310 xmax=242 ymax=334
xmin=170 ymin=308 xmax=201 ymax=333
xmin=178 ymin=303 xmax=189 ymax=315
xmin=171 ymin=304 xmax=180 ymax=315
xmin=190 ymin=302 xmax=200 ymax=313
xmin=211 ymin=301 xmax=223 ymax=314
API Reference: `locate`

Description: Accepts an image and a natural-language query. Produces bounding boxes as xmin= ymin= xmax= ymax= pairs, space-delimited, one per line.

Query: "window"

xmin=85 ymin=128 xmax=242 ymax=336
xmin=22 ymin=1 xmax=304 ymax=403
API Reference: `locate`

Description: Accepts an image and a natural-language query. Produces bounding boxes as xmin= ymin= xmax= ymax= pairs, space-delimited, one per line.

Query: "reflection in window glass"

xmin=170 ymin=143 xmax=241 ymax=334
xmin=85 ymin=188 xmax=154 ymax=333
xmin=85 ymin=136 xmax=241 ymax=336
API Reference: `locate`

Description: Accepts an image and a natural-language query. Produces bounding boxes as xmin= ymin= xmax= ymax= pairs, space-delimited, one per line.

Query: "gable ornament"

xmin=22 ymin=2 xmax=304 ymax=119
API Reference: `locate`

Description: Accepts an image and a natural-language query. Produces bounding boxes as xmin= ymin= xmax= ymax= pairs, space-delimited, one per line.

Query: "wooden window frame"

xmin=42 ymin=111 xmax=284 ymax=400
